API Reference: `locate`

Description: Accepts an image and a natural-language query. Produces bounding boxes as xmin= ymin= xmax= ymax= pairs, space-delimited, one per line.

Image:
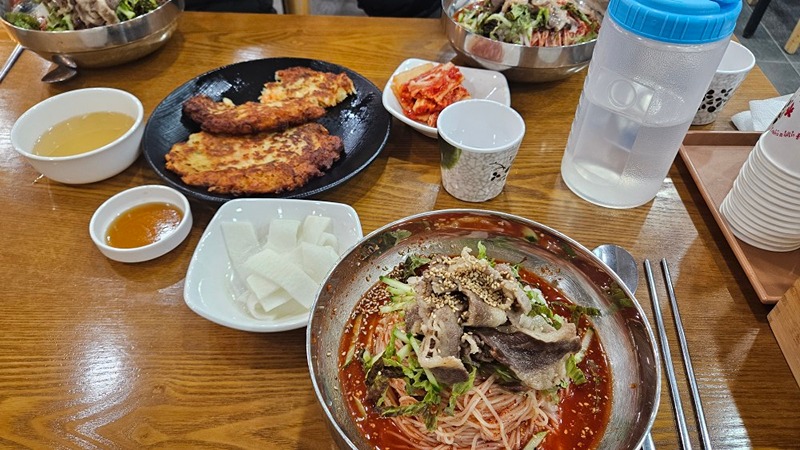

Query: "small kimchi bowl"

xmin=10 ymin=87 xmax=144 ymax=184
xmin=89 ymin=185 xmax=192 ymax=263
xmin=382 ymin=58 xmax=511 ymax=138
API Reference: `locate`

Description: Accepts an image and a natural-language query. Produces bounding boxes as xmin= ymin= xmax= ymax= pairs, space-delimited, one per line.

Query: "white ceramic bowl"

xmin=184 ymin=198 xmax=364 ymax=333
xmin=89 ymin=185 xmax=192 ymax=263
xmin=10 ymin=87 xmax=144 ymax=184
xmin=382 ymin=58 xmax=511 ymax=139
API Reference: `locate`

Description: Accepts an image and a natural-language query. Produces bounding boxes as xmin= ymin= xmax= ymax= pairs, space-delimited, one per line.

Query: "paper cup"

xmin=741 ymin=159 xmax=800 ymax=207
xmin=753 ymin=132 xmax=800 ymax=187
xmin=437 ymin=99 xmax=525 ymax=202
xmin=761 ymin=87 xmax=800 ymax=176
xmin=721 ymin=195 xmax=800 ymax=252
xmin=737 ymin=168 xmax=800 ymax=219
xmin=693 ymin=41 xmax=755 ymax=125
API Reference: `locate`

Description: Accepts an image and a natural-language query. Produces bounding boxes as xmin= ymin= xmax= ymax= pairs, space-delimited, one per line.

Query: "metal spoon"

xmin=593 ymin=243 xmax=639 ymax=292
xmin=592 ymin=244 xmax=655 ymax=450
xmin=41 ymin=54 xmax=78 ymax=83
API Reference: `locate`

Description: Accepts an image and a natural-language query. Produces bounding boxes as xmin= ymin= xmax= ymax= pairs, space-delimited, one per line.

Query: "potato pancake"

xmin=259 ymin=66 xmax=356 ymax=107
xmin=183 ymin=95 xmax=326 ymax=135
xmin=165 ymin=123 xmax=343 ymax=195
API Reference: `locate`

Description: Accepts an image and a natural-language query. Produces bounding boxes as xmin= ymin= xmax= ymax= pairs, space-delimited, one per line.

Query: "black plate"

xmin=142 ymin=57 xmax=391 ymax=203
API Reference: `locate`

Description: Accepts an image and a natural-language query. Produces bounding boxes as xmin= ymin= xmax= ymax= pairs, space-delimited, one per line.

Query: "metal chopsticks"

xmin=645 ymin=259 xmax=693 ymax=449
xmin=0 ymin=44 xmax=23 ymax=84
xmin=661 ymin=258 xmax=712 ymax=450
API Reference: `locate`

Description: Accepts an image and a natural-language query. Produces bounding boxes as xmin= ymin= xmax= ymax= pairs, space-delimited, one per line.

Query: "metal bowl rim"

xmin=307 ymin=208 xmax=660 ymax=450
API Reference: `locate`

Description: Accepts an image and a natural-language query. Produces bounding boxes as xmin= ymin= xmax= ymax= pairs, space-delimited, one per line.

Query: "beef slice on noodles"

xmin=401 ymin=247 xmax=580 ymax=390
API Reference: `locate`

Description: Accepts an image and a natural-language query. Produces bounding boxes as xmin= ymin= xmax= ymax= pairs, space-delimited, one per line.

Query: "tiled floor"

xmin=734 ymin=0 xmax=800 ymax=95
xmin=293 ymin=0 xmax=800 ymax=95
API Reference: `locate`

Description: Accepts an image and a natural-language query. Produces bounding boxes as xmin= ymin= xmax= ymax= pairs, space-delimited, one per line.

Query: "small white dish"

xmin=11 ymin=88 xmax=144 ymax=184
xmin=184 ymin=198 xmax=363 ymax=332
xmin=382 ymin=58 xmax=511 ymax=139
xmin=89 ymin=185 xmax=192 ymax=263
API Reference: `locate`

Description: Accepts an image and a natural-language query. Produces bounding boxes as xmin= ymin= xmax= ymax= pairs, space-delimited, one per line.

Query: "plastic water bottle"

xmin=561 ymin=0 xmax=742 ymax=208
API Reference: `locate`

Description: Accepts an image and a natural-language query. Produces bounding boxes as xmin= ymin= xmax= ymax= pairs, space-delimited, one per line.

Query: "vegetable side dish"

xmin=454 ymin=0 xmax=600 ymax=47
xmin=391 ymin=62 xmax=471 ymax=127
xmin=3 ymin=0 xmax=166 ymax=31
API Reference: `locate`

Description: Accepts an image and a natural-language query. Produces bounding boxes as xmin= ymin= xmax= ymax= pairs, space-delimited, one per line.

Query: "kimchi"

xmin=391 ymin=63 xmax=471 ymax=127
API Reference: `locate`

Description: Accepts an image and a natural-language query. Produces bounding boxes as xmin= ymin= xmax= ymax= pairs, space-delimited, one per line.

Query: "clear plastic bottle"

xmin=561 ymin=0 xmax=742 ymax=208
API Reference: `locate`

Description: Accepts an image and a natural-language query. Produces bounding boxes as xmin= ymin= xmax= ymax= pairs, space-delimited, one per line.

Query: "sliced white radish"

xmin=244 ymin=247 xmax=318 ymax=309
xmin=220 ymin=221 xmax=259 ymax=268
xmin=255 ymin=288 xmax=293 ymax=314
xmin=266 ymin=219 xmax=300 ymax=253
xmin=319 ymin=232 xmax=339 ymax=251
xmin=299 ymin=215 xmax=332 ymax=245
xmin=245 ymin=274 xmax=280 ymax=300
xmin=301 ymin=242 xmax=340 ymax=283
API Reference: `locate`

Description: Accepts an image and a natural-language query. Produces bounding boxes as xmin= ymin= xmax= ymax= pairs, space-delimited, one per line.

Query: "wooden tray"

xmin=679 ymin=131 xmax=800 ymax=304
xmin=769 ymin=278 xmax=800 ymax=388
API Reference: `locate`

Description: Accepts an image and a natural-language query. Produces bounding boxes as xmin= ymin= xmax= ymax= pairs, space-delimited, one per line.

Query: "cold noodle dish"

xmin=338 ymin=244 xmax=611 ymax=450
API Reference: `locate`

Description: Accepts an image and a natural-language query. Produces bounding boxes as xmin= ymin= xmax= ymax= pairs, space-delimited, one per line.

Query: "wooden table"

xmin=0 ymin=13 xmax=796 ymax=449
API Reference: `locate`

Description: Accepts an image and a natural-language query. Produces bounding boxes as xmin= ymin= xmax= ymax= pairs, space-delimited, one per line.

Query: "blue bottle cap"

xmin=607 ymin=0 xmax=742 ymax=44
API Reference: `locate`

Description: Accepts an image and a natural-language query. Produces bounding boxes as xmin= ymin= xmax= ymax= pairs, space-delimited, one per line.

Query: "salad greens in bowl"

xmin=0 ymin=0 xmax=183 ymax=69
xmin=443 ymin=0 xmax=605 ymax=82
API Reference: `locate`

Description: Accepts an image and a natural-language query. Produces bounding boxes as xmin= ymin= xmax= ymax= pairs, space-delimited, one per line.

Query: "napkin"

xmin=731 ymin=94 xmax=793 ymax=131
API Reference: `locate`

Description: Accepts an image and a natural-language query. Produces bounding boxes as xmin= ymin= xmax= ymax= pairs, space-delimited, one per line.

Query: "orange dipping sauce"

xmin=106 ymin=202 xmax=184 ymax=249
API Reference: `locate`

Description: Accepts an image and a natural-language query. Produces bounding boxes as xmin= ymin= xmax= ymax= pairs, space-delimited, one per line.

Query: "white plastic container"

xmin=561 ymin=0 xmax=742 ymax=208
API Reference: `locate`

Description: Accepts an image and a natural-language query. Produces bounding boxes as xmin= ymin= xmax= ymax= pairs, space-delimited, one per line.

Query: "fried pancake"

xmin=165 ymin=122 xmax=343 ymax=195
xmin=259 ymin=66 xmax=357 ymax=107
xmin=183 ymin=95 xmax=326 ymax=135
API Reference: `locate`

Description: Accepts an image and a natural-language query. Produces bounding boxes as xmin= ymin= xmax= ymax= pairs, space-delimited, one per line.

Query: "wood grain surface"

xmin=0 ymin=13 xmax=797 ymax=449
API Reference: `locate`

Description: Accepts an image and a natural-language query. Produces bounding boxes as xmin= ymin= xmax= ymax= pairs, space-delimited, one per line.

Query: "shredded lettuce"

xmin=446 ymin=367 xmax=477 ymax=414
xmin=373 ymin=328 xmax=444 ymax=430
xmin=401 ymin=254 xmax=430 ymax=280
xmin=564 ymin=328 xmax=594 ymax=386
xmin=565 ymin=354 xmax=587 ymax=385
xmin=3 ymin=12 xmax=40 ymax=29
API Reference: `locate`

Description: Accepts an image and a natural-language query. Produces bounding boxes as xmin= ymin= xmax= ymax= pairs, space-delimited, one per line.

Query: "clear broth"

xmin=33 ymin=111 xmax=135 ymax=157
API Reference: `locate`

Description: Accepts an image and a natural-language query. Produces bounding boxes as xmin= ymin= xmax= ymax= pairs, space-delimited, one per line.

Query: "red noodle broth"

xmin=338 ymin=251 xmax=612 ymax=450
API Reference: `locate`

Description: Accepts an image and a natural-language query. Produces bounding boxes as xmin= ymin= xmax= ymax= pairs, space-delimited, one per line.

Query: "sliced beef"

xmin=462 ymin=288 xmax=508 ymax=327
xmin=471 ymin=326 xmax=581 ymax=390
xmin=417 ymin=306 xmax=469 ymax=385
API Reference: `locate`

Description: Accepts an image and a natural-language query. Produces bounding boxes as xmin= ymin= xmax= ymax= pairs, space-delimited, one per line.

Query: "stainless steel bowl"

xmin=307 ymin=209 xmax=660 ymax=450
xmin=443 ymin=0 xmax=602 ymax=82
xmin=0 ymin=0 xmax=183 ymax=68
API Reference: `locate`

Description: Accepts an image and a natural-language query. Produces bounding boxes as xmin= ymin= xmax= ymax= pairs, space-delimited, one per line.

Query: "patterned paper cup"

xmin=761 ymin=87 xmax=800 ymax=176
xmin=438 ymin=99 xmax=525 ymax=202
xmin=692 ymin=41 xmax=755 ymax=125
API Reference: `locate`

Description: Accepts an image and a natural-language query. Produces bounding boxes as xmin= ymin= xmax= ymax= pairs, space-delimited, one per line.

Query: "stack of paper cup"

xmin=720 ymin=90 xmax=800 ymax=252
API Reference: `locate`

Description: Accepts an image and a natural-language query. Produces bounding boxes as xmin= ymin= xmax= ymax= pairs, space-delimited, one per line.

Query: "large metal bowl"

xmin=307 ymin=209 xmax=660 ymax=450
xmin=443 ymin=0 xmax=602 ymax=82
xmin=0 ymin=0 xmax=183 ymax=68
